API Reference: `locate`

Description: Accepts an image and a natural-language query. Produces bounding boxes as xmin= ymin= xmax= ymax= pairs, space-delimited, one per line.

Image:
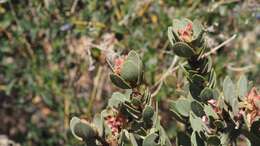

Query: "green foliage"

xmin=223 ymin=76 xmax=236 ymax=106
xmin=191 ymin=101 xmax=205 ymax=118
xmin=70 ymin=117 xmax=99 ymax=146
xmin=142 ymin=105 xmax=154 ymax=123
xmin=207 ymin=136 xmax=221 ymax=146
xmin=70 ymin=52 xmax=170 ymax=145
xmin=168 ymin=18 xmax=260 ymax=146
xmin=0 ymin=1 xmax=259 ymax=146
xmin=191 ymin=131 xmax=205 ymax=146
xmin=171 ymin=42 xmax=196 ymax=58
xmin=237 ymin=75 xmax=248 ymax=100
xmin=110 ymin=50 xmax=143 ymax=89
xmin=171 ymin=98 xmax=191 ymax=117
xmin=110 ymin=74 xmax=132 ymax=89
xmin=176 ymin=132 xmax=191 ymax=146
xmin=70 ymin=117 xmax=83 ymax=141
xmin=200 ymin=87 xmax=214 ymax=101
xmin=108 ymin=92 xmax=130 ymax=108
xmin=142 ymin=133 xmax=160 ymax=146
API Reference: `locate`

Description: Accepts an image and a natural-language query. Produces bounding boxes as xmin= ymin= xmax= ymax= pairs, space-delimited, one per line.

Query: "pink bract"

xmin=245 ymin=87 xmax=260 ymax=125
xmin=178 ymin=22 xmax=193 ymax=42
xmin=114 ymin=56 xmax=127 ymax=75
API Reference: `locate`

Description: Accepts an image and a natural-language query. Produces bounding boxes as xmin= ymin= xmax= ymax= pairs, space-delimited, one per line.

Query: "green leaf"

xmin=189 ymin=113 xmax=206 ymax=132
xmin=110 ymin=74 xmax=131 ymax=89
xmin=237 ymin=75 xmax=248 ymax=100
xmin=207 ymin=136 xmax=221 ymax=146
xmin=118 ymin=130 xmax=129 ymax=145
xmin=121 ymin=60 xmax=139 ymax=84
xmin=172 ymin=19 xmax=182 ymax=34
xmin=159 ymin=125 xmax=172 ymax=146
xmin=191 ymin=101 xmax=205 ymax=117
xmin=127 ymin=50 xmax=140 ymax=61
xmin=171 ymin=42 xmax=196 ymax=58
xmin=70 ymin=117 xmax=83 ymax=141
xmin=70 ymin=118 xmax=98 ymax=142
xmin=209 ymin=69 xmax=217 ymax=88
xmin=169 ymin=101 xmax=186 ymax=123
xmin=164 ymin=74 xmax=177 ymax=88
xmin=122 ymin=103 xmax=141 ymax=119
xmin=142 ymin=105 xmax=154 ymax=122
xmin=204 ymin=104 xmax=218 ymax=119
xmin=172 ymin=98 xmax=191 ymax=117
xmin=231 ymin=99 xmax=239 ymax=115
xmin=131 ymin=96 xmax=142 ymax=106
xmin=200 ymin=87 xmax=214 ymax=101
xmin=223 ymin=76 xmax=240 ymax=115
xmin=143 ymin=89 xmax=152 ymax=105
xmin=242 ymin=130 xmax=260 ymax=146
xmin=127 ymin=50 xmax=143 ymax=77
xmin=220 ymin=133 xmax=230 ymax=146
xmin=251 ymin=120 xmax=260 ymax=136
xmin=142 ymin=133 xmax=160 ymax=146
xmin=74 ymin=123 xmax=97 ymax=140
xmin=93 ymin=114 xmax=103 ymax=136
xmin=192 ymin=19 xmax=204 ymax=41
xmin=191 ymin=131 xmax=205 ymax=146
xmin=245 ymin=136 xmax=252 ymax=146
xmin=168 ymin=27 xmax=176 ymax=45
xmin=212 ymin=88 xmax=220 ymax=100
xmin=192 ymin=74 xmax=205 ymax=84
xmin=129 ymin=133 xmax=138 ymax=146
xmin=108 ymin=92 xmax=130 ymax=108
xmin=176 ymin=132 xmax=191 ymax=146
xmin=214 ymin=120 xmax=225 ymax=130
xmin=223 ymin=76 xmax=236 ymax=105
xmin=189 ymin=83 xmax=204 ymax=101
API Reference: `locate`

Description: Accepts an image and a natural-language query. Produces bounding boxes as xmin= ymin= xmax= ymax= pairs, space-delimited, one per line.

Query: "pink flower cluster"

xmin=244 ymin=87 xmax=260 ymax=125
xmin=105 ymin=114 xmax=125 ymax=136
xmin=178 ymin=23 xmax=193 ymax=42
xmin=114 ymin=56 xmax=127 ymax=75
xmin=202 ymin=88 xmax=260 ymax=127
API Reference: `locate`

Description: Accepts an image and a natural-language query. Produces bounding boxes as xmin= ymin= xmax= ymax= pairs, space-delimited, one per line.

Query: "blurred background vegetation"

xmin=0 ymin=0 xmax=259 ymax=145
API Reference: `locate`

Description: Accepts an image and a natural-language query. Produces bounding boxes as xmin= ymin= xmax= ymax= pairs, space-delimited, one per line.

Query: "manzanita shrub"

xmin=69 ymin=18 xmax=260 ymax=146
xmin=70 ymin=50 xmax=171 ymax=146
xmin=168 ymin=19 xmax=260 ymax=146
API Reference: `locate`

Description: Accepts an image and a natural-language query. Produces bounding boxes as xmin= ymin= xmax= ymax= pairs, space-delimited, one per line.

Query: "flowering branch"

xmin=68 ymin=18 xmax=260 ymax=146
xmin=69 ymin=50 xmax=171 ymax=146
xmin=168 ymin=18 xmax=260 ymax=146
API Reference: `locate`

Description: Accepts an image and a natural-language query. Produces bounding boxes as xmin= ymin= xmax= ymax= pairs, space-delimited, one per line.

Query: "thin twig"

xmin=151 ymin=56 xmax=178 ymax=97
xmin=200 ymin=34 xmax=237 ymax=58
xmin=64 ymin=94 xmax=70 ymax=129
xmin=96 ymin=68 xmax=107 ymax=101
xmin=106 ymin=58 xmax=114 ymax=71
xmin=227 ymin=63 xmax=255 ymax=72
xmin=153 ymin=56 xmax=179 ymax=87
xmin=151 ymin=80 xmax=163 ymax=98
xmin=70 ymin=0 xmax=79 ymax=14
xmin=87 ymin=66 xmax=103 ymax=117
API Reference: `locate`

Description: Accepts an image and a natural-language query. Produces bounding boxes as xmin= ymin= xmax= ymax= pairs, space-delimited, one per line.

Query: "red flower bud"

xmin=177 ymin=23 xmax=193 ymax=42
xmin=114 ymin=56 xmax=127 ymax=75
